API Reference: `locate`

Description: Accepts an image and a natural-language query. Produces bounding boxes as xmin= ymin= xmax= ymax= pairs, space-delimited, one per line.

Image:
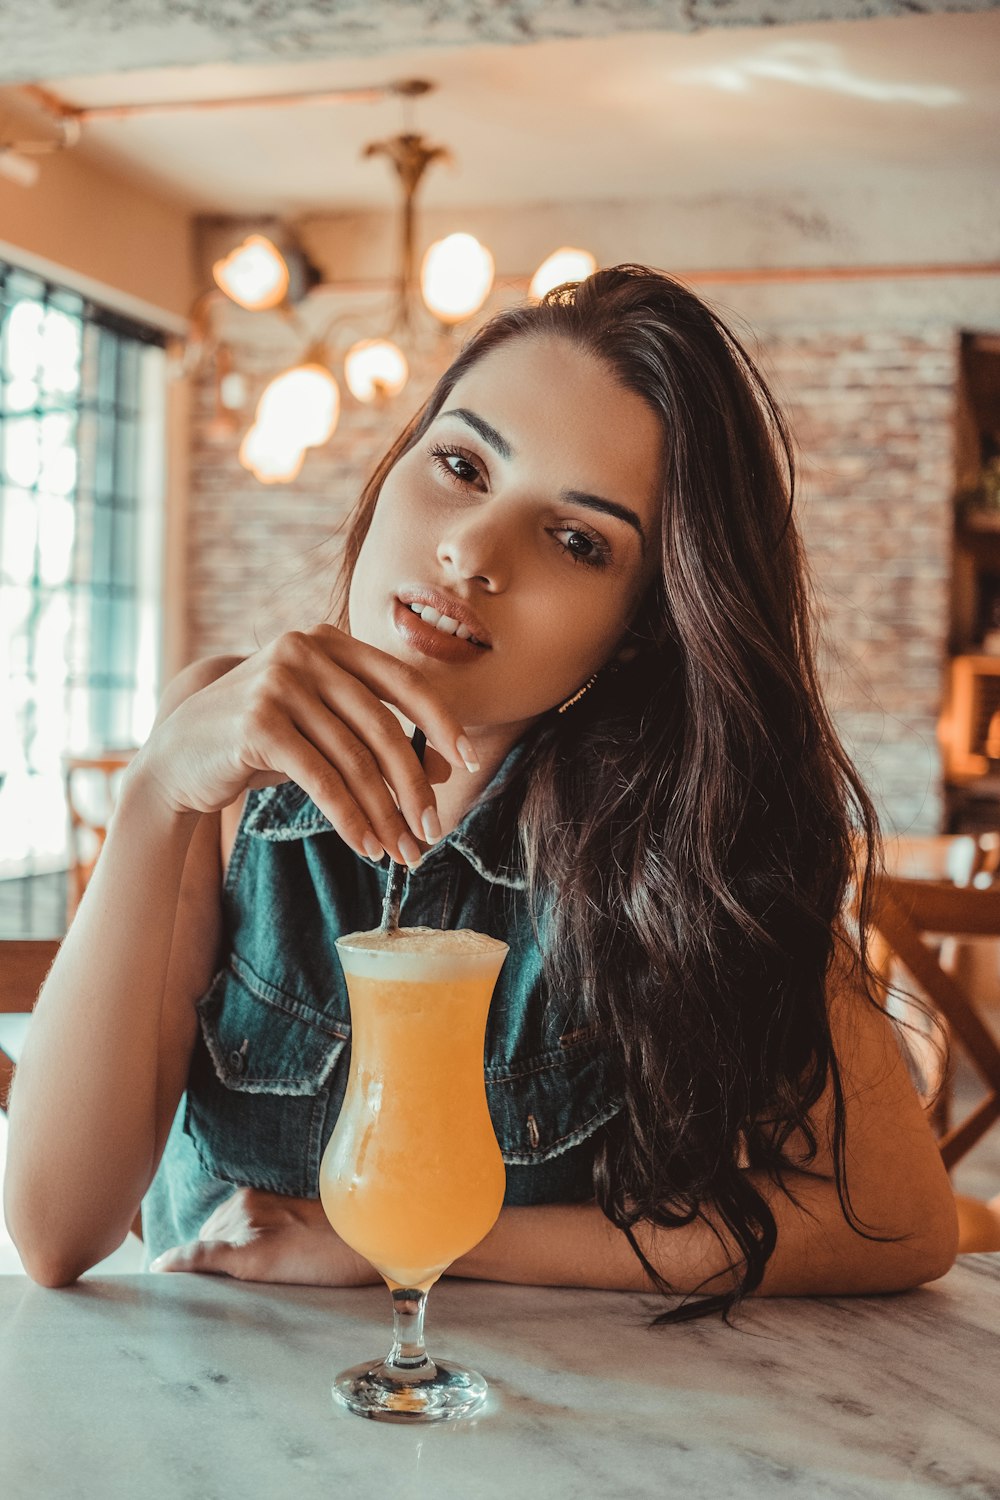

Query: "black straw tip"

xmin=378 ymin=725 xmax=428 ymax=933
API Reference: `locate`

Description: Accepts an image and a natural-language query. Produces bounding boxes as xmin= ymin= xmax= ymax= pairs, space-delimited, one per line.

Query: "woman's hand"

xmin=149 ymin=1186 xmax=381 ymax=1287
xmin=126 ymin=624 xmax=480 ymax=867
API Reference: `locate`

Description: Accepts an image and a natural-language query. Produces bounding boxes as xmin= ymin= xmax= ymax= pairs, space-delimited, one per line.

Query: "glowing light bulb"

xmin=219 ymin=371 xmax=247 ymax=411
xmin=421 ymin=234 xmax=494 ymax=324
xmin=529 ymin=247 xmax=597 ymax=301
xmin=213 ymin=235 xmax=290 ymax=311
xmin=238 ymin=422 xmax=305 ymax=484
xmin=256 ymin=362 xmax=340 ymax=448
xmin=344 ymin=338 xmax=409 ymax=402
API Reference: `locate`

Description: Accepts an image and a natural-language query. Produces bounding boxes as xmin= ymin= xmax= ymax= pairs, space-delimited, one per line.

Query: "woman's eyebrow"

xmin=442 ymin=407 xmax=514 ymax=461
xmin=562 ymin=490 xmax=647 ymax=555
xmin=439 ymin=406 xmax=648 ymax=553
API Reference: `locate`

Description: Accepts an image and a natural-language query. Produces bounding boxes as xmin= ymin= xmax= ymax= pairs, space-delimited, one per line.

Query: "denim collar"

xmin=244 ymin=732 xmax=533 ymax=891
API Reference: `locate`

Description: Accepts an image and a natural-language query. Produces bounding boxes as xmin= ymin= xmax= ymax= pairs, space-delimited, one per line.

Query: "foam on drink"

xmin=336 ymin=924 xmax=508 ymax=981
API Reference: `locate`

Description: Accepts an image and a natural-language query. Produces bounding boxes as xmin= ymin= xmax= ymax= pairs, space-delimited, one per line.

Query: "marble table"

xmin=1 ymin=1259 xmax=999 ymax=1500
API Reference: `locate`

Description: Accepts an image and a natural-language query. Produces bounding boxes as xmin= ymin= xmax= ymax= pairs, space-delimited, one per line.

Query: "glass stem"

xmin=388 ymin=1288 xmax=431 ymax=1371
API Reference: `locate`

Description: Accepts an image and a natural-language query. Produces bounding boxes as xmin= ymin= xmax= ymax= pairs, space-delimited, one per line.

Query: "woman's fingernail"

xmin=149 ymin=1253 xmax=170 ymax=1272
xmin=398 ymin=833 xmax=423 ymax=869
xmin=456 ymin=735 xmax=480 ymax=772
xmin=363 ymin=832 xmax=385 ymax=861
xmin=421 ymin=807 xmax=442 ymax=844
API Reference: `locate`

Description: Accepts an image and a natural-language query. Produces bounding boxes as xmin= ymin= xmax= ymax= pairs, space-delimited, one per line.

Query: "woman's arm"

xmin=159 ymin=951 xmax=958 ymax=1296
xmin=3 ymin=660 xmax=235 ymax=1286
xmin=452 ymin=952 xmax=959 ymax=1297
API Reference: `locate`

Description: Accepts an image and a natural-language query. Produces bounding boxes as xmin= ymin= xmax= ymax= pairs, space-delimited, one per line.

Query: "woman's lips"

xmin=391 ymin=597 xmax=491 ymax=663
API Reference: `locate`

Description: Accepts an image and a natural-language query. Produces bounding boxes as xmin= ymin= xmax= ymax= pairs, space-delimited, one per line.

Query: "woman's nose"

xmin=436 ymin=509 xmax=510 ymax=590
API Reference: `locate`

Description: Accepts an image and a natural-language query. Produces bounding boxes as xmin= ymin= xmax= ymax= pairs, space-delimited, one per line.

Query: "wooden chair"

xmin=877 ymin=833 xmax=1000 ymax=1130
xmin=868 ymin=873 xmax=1000 ymax=1252
xmin=881 ymin=833 xmax=980 ymax=884
xmin=64 ymin=752 xmax=134 ymax=923
xmin=0 ymin=939 xmax=59 ymax=1114
xmin=0 ymin=938 xmax=143 ymax=1242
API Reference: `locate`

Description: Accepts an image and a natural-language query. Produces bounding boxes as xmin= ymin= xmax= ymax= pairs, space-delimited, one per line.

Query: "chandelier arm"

xmin=382 ymin=181 xmax=413 ymax=334
xmin=276 ymin=301 xmax=311 ymax=344
xmin=313 ymin=293 xmax=398 ymax=351
xmin=396 ymin=163 xmax=415 ymax=334
xmin=364 ymin=134 xmax=452 ymax=335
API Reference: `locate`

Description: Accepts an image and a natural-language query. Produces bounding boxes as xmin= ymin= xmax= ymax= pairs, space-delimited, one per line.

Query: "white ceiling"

xmin=3 ymin=0 xmax=995 ymax=85
xmin=6 ymin=9 xmax=999 ymax=216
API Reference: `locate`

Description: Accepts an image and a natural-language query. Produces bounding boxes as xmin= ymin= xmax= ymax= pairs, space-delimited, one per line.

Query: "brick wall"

xmin=185 ymin=310 xmax=957 ymax=835
xmin=762 ymin=329 xmax=957 ymax=835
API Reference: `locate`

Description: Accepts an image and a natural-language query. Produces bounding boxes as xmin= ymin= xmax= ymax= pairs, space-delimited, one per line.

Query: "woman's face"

xmin=349 ymin=334 xmax=664 ymax=756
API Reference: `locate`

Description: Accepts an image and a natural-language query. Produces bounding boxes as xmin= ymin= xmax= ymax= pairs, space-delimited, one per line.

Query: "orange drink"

xmin=320 ymin=925 xmax=508 ymax=1290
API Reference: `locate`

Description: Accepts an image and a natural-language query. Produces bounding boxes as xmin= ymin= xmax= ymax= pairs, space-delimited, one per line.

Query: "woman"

xmin=5 ymin=266 xmax=958 ymax=1322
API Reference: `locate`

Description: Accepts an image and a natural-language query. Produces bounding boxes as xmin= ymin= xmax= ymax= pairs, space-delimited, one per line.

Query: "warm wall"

xmin=0 ymin=96 xmax=194 ymax=327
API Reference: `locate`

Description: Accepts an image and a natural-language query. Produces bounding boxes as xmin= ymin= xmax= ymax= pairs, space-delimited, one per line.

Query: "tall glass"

xmin=319 ymin=924 xmax=509 ymax=1422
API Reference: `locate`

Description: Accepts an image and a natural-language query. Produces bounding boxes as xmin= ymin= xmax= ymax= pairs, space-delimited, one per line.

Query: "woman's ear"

xmin=614 ymin=645 xmax=640 ymax=666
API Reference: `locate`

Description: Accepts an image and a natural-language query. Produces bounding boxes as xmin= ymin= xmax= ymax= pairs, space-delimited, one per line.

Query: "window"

xmin=0 ymin=260 xmax=167 ymax=933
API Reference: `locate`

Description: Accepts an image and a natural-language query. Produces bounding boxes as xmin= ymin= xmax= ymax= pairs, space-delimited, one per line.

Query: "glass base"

xmin=332 ymin=1354 xmax=488 ymax=1423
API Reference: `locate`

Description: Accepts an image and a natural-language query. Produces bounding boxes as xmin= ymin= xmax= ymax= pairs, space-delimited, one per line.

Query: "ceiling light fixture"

xmin=185 ymin=78 xmax=598 ymax=482
xmin=212 ymin=235 xmax=290 ymax=311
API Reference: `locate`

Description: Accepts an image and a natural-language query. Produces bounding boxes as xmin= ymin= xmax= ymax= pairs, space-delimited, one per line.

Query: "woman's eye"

xmin=553 ymin=527 xmax=611 ymax=570
xmin=428 ymin=444 xmax=482 ymax=487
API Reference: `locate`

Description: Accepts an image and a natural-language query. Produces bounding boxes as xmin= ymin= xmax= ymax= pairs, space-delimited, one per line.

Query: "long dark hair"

xmin=328 ymin=265 xmax=938 ymax=1324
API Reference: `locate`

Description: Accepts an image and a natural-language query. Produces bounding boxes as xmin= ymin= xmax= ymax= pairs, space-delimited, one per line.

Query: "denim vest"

xmin=142 ymin=734 xmax=623 ymax=1259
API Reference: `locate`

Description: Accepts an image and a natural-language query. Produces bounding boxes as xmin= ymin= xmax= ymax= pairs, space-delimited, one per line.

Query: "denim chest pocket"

xmin=184 ymin=952 xmax=350 ymax=1198
xmin=487 ymin=1027 xmax=623 ymax=1205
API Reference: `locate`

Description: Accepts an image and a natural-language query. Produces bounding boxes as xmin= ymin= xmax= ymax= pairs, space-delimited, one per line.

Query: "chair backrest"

xmin=870 ymin=873 xmax=1000 ymax=1169
xmin=0 ymin=940 xmax=60 ymax=1110
xmin=882 ymin=834 xmax=980 ymax=884
xmin=976 ymin=831 xmax=1000 ymax=884
xmin=64 ymin=752 xmax=134 ymax=921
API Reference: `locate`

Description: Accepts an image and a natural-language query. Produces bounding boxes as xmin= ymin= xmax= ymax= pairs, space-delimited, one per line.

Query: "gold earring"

xmin=557 ymin=672 xmax=599 ymax=715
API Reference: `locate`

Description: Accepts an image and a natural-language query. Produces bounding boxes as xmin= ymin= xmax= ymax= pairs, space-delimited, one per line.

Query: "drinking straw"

xmin=379 ymin=726 xmax=427 ymax=934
